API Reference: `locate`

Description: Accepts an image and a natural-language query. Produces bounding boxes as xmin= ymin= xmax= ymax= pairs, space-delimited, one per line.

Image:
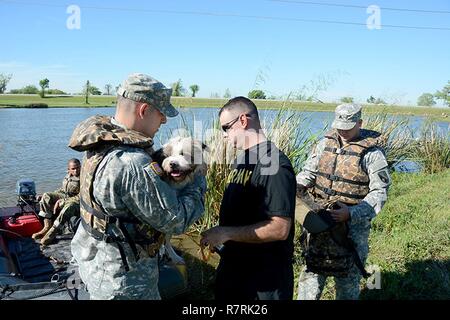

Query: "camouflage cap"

xmin=332 ymin=103 xmax=362 ymax=130
xmin=117 ymin=73 xmax=178 ymax=117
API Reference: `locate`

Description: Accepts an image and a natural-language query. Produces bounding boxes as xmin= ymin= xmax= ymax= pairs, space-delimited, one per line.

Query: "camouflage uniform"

xmin=38 ymin=175 xmax=80 ymax=229
xmin=296 ymin=104 xmax=391 ymax=300
xmin=69 ymin=74 xmax=206 ymax=300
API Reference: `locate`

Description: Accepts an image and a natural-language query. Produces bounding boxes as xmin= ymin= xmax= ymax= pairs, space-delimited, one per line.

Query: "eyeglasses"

xmin=221 ymin=113 xmax=252 ymax=132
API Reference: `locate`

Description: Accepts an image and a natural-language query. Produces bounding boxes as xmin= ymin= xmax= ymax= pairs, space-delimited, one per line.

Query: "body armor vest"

xmin=69 ymin=115 xmax=164 ymax=270
xmin=302 ymin=129 xmax=381 ymax=278
xmin=313 ymin=129 xmax=381 ymax=205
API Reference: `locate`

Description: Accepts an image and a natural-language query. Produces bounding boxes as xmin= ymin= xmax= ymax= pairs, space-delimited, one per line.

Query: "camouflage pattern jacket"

xmin=68 ymin=115 xmax=206 ymax=300
xmin=56 ymin=174 xmax=80 ymax=206
xmin=296 ymin=129 xmax=391 ymax=262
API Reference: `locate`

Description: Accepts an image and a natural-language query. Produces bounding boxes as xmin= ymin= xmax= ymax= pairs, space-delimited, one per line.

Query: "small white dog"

xmin=152 ymin=136 xmax=209 ymax=264
xmin=153 ymin=136 xmax=208 ymax=189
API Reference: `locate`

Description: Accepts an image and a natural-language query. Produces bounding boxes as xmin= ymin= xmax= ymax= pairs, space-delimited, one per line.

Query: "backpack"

xmin=296 ymin=189 xmax=370 ymax=278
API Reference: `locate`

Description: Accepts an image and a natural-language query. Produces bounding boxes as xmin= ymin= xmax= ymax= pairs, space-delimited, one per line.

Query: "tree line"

xmin=1 ymin=73 xmax=449 ymax=107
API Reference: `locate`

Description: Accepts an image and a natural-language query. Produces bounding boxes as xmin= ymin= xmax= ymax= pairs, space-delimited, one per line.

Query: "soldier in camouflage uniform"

xmin=32 ymin=158 xmax=81 ymax=245
xmin=296 ymin=104 xmax=391 ymax=300
xmin=69 ymin=73 xmax=206 ymax=300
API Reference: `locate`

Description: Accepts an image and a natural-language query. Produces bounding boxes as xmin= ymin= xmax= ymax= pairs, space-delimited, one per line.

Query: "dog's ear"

xmin=163 ymin=143 xmax=173 ymax=157
xmin=151 ymin=148 xmax=166 ymax=165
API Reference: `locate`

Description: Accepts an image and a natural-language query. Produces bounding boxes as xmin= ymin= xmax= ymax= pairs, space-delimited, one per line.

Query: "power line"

xmin=1 ymin=0 xmax=449 ymax=31
xmin=268 ymin=0 xmax=450 ymax=14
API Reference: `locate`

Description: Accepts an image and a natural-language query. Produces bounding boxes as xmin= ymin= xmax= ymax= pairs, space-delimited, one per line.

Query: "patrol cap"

xmin=302 ymin=210 xmax=336 ymax=234
xmin=332 ymin=103 xmax=362 ymax=130
xmin=117 ymin=73 xmax=179 ymax=117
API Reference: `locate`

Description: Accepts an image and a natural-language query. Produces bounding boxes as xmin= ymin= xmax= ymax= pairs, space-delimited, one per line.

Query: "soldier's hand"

xmin=329 ymin=201 xmax=350 ymax=222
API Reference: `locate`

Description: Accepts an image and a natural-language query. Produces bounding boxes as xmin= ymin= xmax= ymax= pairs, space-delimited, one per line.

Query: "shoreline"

xmin=1 ymin=95 xmax=449 ymax=122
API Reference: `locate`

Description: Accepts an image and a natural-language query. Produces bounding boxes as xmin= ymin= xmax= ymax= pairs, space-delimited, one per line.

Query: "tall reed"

xmin=407 ymin=120 xmax=450 ymax=173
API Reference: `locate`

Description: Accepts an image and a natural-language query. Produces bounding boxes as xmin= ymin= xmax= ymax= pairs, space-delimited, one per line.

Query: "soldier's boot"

xmin=32 ymin=218 xmax=52 ymax=240
xmin=40 ymin=226 xmax=59 ymax=246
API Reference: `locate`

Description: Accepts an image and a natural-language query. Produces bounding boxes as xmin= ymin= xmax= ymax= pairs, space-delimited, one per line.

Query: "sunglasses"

xmin=221 ymin=113 xmax=252 ymax=132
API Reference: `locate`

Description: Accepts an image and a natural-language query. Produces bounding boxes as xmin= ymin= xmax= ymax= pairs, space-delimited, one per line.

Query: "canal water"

xmin=0 ymin=107 xmax=448 ymax=206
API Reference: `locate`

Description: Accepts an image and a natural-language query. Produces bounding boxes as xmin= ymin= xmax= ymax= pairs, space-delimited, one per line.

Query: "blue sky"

xmin=1 ymin=0 xmax=449 ymax=106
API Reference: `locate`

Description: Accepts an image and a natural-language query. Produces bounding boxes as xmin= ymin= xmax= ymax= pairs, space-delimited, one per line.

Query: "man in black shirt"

xmin=200 ymin=96 xmax=296 ymax=300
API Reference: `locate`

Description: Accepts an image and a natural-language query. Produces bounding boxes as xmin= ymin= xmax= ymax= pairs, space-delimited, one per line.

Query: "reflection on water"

xmin=0 ymin=107 xmax=448 ymax=206
xmin=393 ymin=160 xmax=423 ymax=173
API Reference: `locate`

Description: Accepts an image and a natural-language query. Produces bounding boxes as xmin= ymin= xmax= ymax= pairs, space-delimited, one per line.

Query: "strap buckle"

xmin=324 ymin=188 xmax=337 ymax=196
xmin=325 ymin=174 xmax=339 ymax=181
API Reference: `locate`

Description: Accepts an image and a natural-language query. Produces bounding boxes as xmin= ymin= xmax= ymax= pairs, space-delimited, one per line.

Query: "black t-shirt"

xmin=219 ymin=141 xmax=296 ymax=267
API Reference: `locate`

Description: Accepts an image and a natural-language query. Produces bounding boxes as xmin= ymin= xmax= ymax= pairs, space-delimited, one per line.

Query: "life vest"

xmin=301 ymin=129 xmax=382 ymax=278
xmin=68 ymin=115 xmax=164 ymax=271
xmin=313 ymin=129 xmax=381 ymax=205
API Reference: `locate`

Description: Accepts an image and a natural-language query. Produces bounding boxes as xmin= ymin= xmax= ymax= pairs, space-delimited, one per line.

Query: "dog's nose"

xmin=169 ymin=162 xmax=178 ymax=169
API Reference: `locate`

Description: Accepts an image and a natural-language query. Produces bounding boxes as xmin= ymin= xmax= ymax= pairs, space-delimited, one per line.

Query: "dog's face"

xmin=153 ymin=137 xmax=208 ymax=189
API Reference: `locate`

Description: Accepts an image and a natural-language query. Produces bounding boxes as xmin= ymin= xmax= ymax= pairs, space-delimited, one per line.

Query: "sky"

xmin=1 ymin=0 xmax=449 ymax=106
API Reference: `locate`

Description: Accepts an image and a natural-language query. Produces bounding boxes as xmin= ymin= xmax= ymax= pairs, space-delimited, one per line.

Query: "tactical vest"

xmin=62 ymin=175 xmax=80 ymax=198
xmin=69 ymin=115 xmax=165 ymax=271
xmin=313 ymin=129 xmax=381 ymax=205
xmin=302 ymin=129 xmax=381 ymax=278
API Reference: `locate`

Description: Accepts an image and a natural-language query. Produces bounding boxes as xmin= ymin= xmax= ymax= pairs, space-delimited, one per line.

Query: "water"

xmin=0 ymin=107 xmax=448 ymax=206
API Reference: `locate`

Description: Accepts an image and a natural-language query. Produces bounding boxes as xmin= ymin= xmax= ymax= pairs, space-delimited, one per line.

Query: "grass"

xmin=1 ymin=95 xmax=450 ymax=121
xmin=406 ymin=121 xmax=450 ymax=173
xmin=0 ymin=94 xmax=116 ymax=107
xmin=360 ymin=170 xmax=450 ymax=299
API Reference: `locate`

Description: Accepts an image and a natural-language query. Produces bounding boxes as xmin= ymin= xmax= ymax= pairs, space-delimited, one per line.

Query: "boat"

xmin=0 ymin=179 xmax=188 ymax=300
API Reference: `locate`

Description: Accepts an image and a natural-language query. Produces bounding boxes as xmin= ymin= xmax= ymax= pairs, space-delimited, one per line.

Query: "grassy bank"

xmin=360 ymin=170 xmax=450 ymax=299
xmin=292 ymin=170 xmax=450 ymax=300
xmin=1 ymin=95 xmax=449 ymax=121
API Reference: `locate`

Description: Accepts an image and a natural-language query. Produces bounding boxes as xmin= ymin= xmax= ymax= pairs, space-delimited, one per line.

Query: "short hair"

xmin=68 ymin=158 xmax=81 ymax=166
xmin=219 ymin=96 xmax=260 ymax=121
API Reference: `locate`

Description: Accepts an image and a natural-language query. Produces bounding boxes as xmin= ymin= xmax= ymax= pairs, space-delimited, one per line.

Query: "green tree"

xmin=104 ymin=84 xmax=113 ymax=95
xmin=189 ymin=84 xmax=199 ymax=97
xmin=89 ymin=85 xmax=101 ymax=95
xmin=340 ymin=96 xmax=354 ymax=103
xmin=47 ymin=89 xmax=67 ymax=95
xmin=22 ymin=85 xmax=39 ymax=94
xmin=417 ymin=93 xmax=436 ymax=106
xmin=0 ymin=73 xmax=12 ymax=93
xmin=223 ymin=88 xmax=231 ymax=99
xmin=171 ymin=79 xmax=185 ymax=97
xmin=367 ymin=95 xmax=376 ymax=103
xmin=435 ymin=81 xmax=450 ymax=107
xmin=39 ymin=78 xmax=50 ymax=98
xmin=83 ymin=80 xmax=91 ymax=104
xmin=248 ymin=89 xmax=266 ymax=99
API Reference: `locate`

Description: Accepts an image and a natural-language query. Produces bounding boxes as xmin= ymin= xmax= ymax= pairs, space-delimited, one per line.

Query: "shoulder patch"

xmin=150 ymin=161 xmax=164 ymax=176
